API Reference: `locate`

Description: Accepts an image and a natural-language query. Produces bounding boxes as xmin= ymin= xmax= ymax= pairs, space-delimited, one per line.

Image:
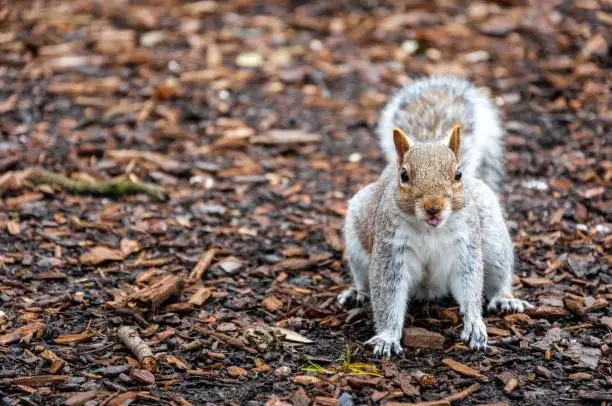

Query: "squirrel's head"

xmin=392 ymin=125 xmax=464 ymax=229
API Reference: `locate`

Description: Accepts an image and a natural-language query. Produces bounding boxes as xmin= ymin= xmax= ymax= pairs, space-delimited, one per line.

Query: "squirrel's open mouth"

xmin=425 ymin=217 xmax=441 ymax=227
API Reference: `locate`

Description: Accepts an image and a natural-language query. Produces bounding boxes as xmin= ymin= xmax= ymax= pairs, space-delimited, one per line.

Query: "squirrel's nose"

xmin=426 ymin=207 xmax=440 ymax=216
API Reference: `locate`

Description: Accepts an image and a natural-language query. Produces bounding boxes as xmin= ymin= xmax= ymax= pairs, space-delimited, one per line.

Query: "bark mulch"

xmin=0 ymin=0 xmax=610 ymax=405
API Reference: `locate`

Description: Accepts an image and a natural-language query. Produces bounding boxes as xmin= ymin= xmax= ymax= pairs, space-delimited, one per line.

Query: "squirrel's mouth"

xmin=425 ymin=216 xmax=441 ymax=227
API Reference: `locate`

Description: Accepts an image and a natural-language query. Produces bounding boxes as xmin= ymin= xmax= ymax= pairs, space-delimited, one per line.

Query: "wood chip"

xmin=403 ymin=327 xmax=445 ymax=349
xmin=10 ymin=375 xmax=70 ymax=387
xmin=251 ymin=130 xmax=321 ymax=145
xmin=521 ymin=277 xmax=554 ymax=287
xmin=188 ymin=287 xmax=212 ymax=306
xmin=526 ymin=306 xmax=569 ymax=318
xmin=568 ymin=372 xmax=592 ymax=381
xmin=227 ymin=366 xmax=248 ymax=377
xmin=262 ymin=296 xmax=284 ymax=312
xmin=292 ymin=375 xmax=321 ymax=385
xmin=441 ymin=358 xmax=484 ymax=379
xmin=65 ymin=391 xmax=98 ymax=406
xmin=55 ymin=331 xmax=96 ymax=345
xmin=130 ymin=368 xmax=156 ymax=385
xmin=188 ymin=248 xmax=217 ymax=280
xmin=79 ymin=246 xmax=124 ymax=265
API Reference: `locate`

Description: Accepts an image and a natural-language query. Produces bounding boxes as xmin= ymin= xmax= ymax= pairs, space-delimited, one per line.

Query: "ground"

xmin=0 ymin=0 xmax=610 ymax=405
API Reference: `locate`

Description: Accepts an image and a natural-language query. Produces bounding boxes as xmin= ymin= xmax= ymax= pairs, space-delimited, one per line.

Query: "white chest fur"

xmin=391 ymin=218 xmax=465 ymax=300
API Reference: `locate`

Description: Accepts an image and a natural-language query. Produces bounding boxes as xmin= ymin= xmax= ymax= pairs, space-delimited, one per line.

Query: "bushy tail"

xmin=376 ymin=86 xmax=406 ymax=162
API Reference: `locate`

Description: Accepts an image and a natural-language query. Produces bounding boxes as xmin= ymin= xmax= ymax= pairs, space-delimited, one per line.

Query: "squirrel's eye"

xmin=455 ymin=168 xmax=462 ymax=181
xmin=400 ymin=167 xmax=409 ymax=183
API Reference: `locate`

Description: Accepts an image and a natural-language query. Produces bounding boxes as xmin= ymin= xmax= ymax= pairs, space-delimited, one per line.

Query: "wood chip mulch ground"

xmin=0 ymin=1 xmax=610 ymax=405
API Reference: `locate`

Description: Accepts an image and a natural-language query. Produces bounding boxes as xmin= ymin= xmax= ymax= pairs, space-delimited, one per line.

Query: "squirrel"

xmin=338 ymin=76 xmax=532 ymax=357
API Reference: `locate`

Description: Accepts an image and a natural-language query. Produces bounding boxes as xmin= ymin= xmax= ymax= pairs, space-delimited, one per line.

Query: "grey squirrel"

xmin=338 ymin=76 xmax=532 ymax=357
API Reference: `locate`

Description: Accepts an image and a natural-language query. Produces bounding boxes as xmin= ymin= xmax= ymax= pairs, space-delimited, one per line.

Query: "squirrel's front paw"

xmin=460 ymin=317 xmax=488 ymax=351
xmin=487 ymin=296 xmax=534 ymax=313
xmin=365 ymin=332 xmax=403 ymax=358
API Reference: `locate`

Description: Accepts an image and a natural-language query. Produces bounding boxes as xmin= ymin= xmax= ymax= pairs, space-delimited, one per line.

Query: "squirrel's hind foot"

xmin=487 ymin=296 xmax=534 ymax=313
xmin=461 ymin=317 xmax=488 ymax=351
xmin=337 ymin=287 xmax=368 ymax=307
xmin=365 ymin=332 xmax=403 ymax=358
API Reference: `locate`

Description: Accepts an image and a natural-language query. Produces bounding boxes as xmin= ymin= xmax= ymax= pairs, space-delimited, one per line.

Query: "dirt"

xmin=0 ymin=0 xmax=610 ymax=405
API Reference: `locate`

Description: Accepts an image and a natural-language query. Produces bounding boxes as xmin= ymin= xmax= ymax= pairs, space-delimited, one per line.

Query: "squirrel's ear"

xmin=447 ymin=124 xmax=461 ymax=159
xmin=393 ymin=128 xmax=411 ymax=161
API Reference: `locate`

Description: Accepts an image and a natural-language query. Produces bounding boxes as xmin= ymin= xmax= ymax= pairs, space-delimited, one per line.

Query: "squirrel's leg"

xmin=482 ymin=220 xmax=533 ymax=313
xmin=484 ymin=252 xmax=533 ymax=313
xmin=365 ymin=241 xmax=411 ymax=358
xmin=337 ymin=254 xmax=369 ymax=305
xmin=338 ymin=217 xmax=370 ymax=306
xmin=449 ymin=241 xmax=488 ymax=350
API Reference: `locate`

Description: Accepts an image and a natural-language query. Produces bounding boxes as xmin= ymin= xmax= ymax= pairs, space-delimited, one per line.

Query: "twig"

xmin=193 ymin=324 xmax=258 ymax=354
xmin=28 ymin=167 xmax=167 ymax=200
xmin=188 ymin=248 xmax=217 ymax=281
xmin=443 ymin=383 xmax=480 ymax=402
xmin=488 ymin=336 xmax=522 ymax=346
xmin=387 ymin=383 xmax=479 ymax=406
xmin=117 ymin=326 xmax=156 ymax=372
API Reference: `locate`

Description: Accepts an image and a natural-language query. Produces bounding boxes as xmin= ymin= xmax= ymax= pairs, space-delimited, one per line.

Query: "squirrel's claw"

xmin=337 ymin=287 xmax=368 ymax=307
xmin=487 ymin=297 xmax=534 ymax=313
xmin=365 ymin=333 xmax=403 ymax=358
xmin=461 ymin=318 xmax=488 ymax=351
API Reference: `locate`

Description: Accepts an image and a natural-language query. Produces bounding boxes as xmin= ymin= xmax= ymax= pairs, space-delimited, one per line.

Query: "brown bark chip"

xmin=2 ymin=1 xmax=610 ymax=404
xmin=403 ymin=327 xmax=445 ymax=349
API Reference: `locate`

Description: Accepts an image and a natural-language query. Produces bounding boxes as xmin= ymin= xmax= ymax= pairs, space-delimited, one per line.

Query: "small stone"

xmin=274 ymin=366 xmax=291 ymax=377
xmin=520 ymin=179 xmax=548 ymax=191
xmin=218 ymin=261 xmax=242 ymax=274
xmin=140 ymin=31 xmax=167 ymax=47
xmin=348 ymin=153 xmax=361 ymax=163
xmin=400 ymin=40 xmax=419 ymax=55
xmin=338 ymin=392 xmax=354 ymax=406
xmin=236 ymin=52 xmax=263 ymax=68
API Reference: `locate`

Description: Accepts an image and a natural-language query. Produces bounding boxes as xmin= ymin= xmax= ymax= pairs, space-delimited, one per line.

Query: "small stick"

xmin=193 ymin=325 xmax=258 ymax=354
xmin=188 ymin=249 xmax=217 ymax=281
xmin=117 ymin=326 xmax=156 ymax=372
xmin=28 ymin=168 xmax=167 ymax=200
xmin=387 ymin=383 xmax=479 ymax=406
xmin=444 ymin=383 xmax=480 ymax=402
